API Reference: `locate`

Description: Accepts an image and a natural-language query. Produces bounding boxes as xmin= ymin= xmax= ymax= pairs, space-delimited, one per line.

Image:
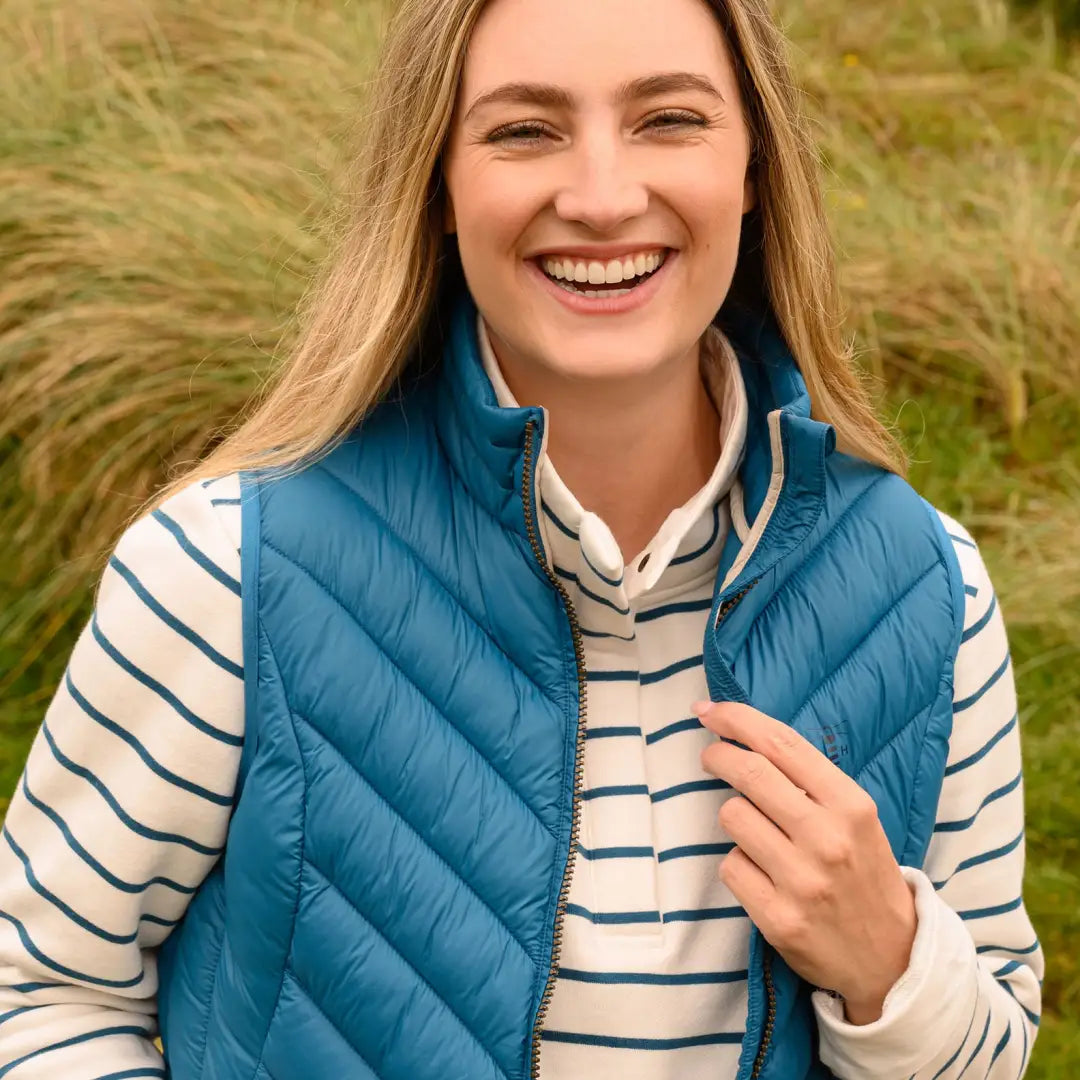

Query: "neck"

xmin=489 ymin=330 xmax=722 ymax=561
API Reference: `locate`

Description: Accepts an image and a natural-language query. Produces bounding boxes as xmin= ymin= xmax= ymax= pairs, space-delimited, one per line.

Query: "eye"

xmin=647 ymin=109 xmax=707 ymax=132
xmin=486 ymin=109 xmax=707 ymax=146
xmin=486 ymin=122 xmax=549 ymax=145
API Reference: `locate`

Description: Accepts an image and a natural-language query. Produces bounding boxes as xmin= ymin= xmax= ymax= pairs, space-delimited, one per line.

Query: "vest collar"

xmin=433 ymin=285 xmax=836 ymax=564
xmin=713 ymin=301 xmax=837 ymax=597
xmin=434 ymin=286 xmax=543 ymax=542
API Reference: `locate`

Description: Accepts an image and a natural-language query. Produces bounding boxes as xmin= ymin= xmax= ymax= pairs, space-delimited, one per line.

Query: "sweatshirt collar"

xmin=476 ymin=312 xmax=748 ymax=630
xmin=431 ymin=286 xmax=834 ymax=611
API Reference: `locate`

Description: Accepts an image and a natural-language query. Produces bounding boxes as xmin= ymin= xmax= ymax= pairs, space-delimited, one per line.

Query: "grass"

xmin=0 ymin=0 xmax=1077 ymax=1072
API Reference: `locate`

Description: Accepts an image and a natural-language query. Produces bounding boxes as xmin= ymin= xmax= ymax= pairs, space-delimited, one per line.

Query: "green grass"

xmin=1 ymin=0 xmax=1077 ymax=1072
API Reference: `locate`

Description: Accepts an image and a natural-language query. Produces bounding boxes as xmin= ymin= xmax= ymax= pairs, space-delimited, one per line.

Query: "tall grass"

xmin=1 ymin=0 xmax=1077 ymax=1073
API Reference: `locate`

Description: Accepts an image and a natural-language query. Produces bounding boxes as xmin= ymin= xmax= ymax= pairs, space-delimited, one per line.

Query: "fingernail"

xmin=691 ymin=701 xmax=714 ymax=717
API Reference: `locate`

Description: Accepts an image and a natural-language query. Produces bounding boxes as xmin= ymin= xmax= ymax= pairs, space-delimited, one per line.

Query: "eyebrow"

xmin=462 ymin=71 xmax=725 ymax=124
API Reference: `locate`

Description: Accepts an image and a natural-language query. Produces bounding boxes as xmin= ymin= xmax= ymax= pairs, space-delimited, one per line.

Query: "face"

xmin=440 ymin=0 xmax=756 ymax=391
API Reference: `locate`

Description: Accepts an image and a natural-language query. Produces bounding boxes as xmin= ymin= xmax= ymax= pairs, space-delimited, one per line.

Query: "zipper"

xmin=521 ymin=419 xmax=589 ymax=1080
xmin=713 ymin=577 xmax=760 ymax=631
xmin=710 ymin=576 xmax=775 ymax=1077
xmin=750 ymin=947 xmax=776 ymax=1079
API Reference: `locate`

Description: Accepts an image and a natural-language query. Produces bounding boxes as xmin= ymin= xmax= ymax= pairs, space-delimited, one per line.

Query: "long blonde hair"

xmin=143 ymin=0 xmax=906 ymax=518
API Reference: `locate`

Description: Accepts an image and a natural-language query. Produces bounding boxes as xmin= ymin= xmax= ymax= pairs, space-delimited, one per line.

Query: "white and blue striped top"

xmin=0 ymin=319 xmax=1043 ymax=1079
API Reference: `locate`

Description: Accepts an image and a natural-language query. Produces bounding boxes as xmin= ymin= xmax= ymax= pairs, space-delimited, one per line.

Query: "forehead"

xmin=461 ymin=0 xmax=733 ymax=95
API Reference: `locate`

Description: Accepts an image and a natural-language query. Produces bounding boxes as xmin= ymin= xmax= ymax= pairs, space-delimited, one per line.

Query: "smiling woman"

xmin=0 ymin=0 xmax=1043 ymax=1078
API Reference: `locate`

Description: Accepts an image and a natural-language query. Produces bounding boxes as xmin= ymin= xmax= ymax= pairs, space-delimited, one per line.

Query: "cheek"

xmin=452 ymin=175 xmax=533 ymax=264
xmin=692 ymin=176 xmax=750 ymax=232
xmin=678 ymin=175 xmax=749 ymax=265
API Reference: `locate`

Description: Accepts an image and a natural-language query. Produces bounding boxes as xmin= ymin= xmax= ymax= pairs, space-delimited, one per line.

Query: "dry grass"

xmin=0 ymin=0 xmax=387 ymax=678
xmin=0 ymin=0 xmax=1077 ymax=1071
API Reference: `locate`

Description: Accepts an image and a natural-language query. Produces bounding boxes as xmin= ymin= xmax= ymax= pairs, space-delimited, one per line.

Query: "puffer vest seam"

xmin=752 ymin=472 xmax=886 ymax=633
xmin=296 ymin=848 xmax=510 ymax=1074
xmin=847 ymin=523 xmax=959 ymax=796
xmin=309 ymin=462 xmax=566 ymax=719
xmin=903 ymin=715 xmax=953 ymax=867
xmin=789 ymin=559 xmax=940 ymax=731
xmin=279 ymin=966 xmax=378 ymax=1072
xmin=262 ymin=534 xmax=560 ymax=839
xmin=292 ymin=706 xmax=538 ymax=961
xmin=193 ymin=890 xmax=228 ymax=1080
xmin=898 ymin=517 xmax=964 ymax=868
xmin=251 ymin=619 xmax=308 ymax=1076
xmin=426 ymin=424 xmax=561 ymax=600
xmin=902 ymin=690 xmax=950 ymax=866
xmin=855 ymin=699 xmax=935 ymax=788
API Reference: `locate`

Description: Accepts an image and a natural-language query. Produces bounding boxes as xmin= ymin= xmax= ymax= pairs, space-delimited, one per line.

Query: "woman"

xmin=0 ymin=0 xmax=1043 ymax=1076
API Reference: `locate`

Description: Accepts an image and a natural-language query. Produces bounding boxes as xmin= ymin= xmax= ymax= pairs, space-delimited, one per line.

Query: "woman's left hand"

xmin=694 ymin=700 xmax=918 ymax=1026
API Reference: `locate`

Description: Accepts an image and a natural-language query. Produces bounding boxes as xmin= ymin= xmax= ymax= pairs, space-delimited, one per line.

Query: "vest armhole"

xmin=237 ymin=470 xmax=263 ymax=797
xmin=897 ymin=498 xmax=967 ymax=868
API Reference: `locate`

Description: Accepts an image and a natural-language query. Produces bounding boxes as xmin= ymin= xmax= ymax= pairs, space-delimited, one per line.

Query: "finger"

xmin=701 ymin=740 xmax=817 ymax=839
xmin=718 ymin=794 xmax=802 ymax=887
xmin=695 ymin=701 xmax=858 ymax=809
xmin=718 ymin=846 xmax=775 ymax=919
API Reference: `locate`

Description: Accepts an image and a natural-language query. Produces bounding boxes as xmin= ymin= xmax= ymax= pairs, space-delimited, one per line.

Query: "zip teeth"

xmin=751 ymin=948 xmax=776 ymax=1078
xmin=521 ymin=419 xmax=588 ymax=1080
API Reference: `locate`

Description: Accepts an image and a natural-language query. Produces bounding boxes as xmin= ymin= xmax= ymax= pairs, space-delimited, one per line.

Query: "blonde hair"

xmin=143 ymin=0 xmax=906 ymax=518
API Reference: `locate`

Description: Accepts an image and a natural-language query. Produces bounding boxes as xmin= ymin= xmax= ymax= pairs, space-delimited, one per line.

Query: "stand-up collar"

xmin=476 ymin=309 xmax=747 ymax=633
xmin=434 ymin=287 xmax=543 ymax=542
xmin=713 ymin=301 xmax=838 ymax=596
xmin=433 ymin=286 xmax=835 ymax=565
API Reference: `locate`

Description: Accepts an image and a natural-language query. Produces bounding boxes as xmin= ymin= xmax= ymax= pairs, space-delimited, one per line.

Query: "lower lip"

xmin=527 ymin=251 xmax=676 ymax=315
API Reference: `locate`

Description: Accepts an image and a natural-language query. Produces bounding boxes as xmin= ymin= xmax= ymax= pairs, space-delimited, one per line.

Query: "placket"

xmin=547 ymin=511 xmax=663 ymax=940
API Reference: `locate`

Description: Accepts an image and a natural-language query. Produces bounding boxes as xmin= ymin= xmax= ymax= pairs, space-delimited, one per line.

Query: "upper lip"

xmin=529 ymin=243 xmax=673 ymax=261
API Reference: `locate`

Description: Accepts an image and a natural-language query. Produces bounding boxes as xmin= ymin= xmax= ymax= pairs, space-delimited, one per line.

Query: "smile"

xmin=539 ymin=249 xmax=668 ymax=296
xmin=527 ymin=248 xmax=676 ymax=314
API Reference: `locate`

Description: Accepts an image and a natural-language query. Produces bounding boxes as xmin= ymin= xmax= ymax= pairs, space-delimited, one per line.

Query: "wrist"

xmin=837 ymin=879 xmax=919 ymax=1025
xmin=841 ymin=993 xmax=887 ymax=1026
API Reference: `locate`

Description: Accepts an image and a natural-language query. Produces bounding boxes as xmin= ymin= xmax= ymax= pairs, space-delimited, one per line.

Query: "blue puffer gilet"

xmin=157 ymin=284 xmax=966 ymax=1079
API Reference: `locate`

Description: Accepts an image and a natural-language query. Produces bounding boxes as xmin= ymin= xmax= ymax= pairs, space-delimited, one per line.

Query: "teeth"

xmin=541 ymin=250 xmax=666 ymax=284
xmin=551 ymin=280 xmax=636 ymax=298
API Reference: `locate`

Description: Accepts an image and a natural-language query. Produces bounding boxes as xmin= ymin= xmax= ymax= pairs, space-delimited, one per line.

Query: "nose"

xmin=552 ymin=128 xmax=650 ymax=233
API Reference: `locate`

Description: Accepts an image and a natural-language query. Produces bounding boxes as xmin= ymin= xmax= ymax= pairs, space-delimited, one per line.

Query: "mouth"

xmin=532 ymin=248 xmax=671 ymax=296
xmin=526 ymin=248 xmax=676 ymax=313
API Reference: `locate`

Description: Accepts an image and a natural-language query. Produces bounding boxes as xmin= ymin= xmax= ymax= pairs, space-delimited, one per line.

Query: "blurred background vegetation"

xmin=0 ymin=0 xmax=1076 ymax=1072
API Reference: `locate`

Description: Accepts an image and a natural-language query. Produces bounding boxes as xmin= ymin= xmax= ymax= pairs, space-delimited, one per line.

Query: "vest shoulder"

xmin=820 ymin=450 xmax=966 ymax=619
xmin=826 ymin=451 xmax=933 ymax=525
xmin=245 ymin=381 xmax=439 ymax=498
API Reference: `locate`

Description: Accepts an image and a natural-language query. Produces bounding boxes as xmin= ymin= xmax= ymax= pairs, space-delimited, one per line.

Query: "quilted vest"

xmin=157 ymin=283 xmax=966 ymax=1079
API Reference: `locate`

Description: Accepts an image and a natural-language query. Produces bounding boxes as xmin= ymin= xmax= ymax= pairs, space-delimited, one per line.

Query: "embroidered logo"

xmin=803 ymin=724 xmax=849 ymax=766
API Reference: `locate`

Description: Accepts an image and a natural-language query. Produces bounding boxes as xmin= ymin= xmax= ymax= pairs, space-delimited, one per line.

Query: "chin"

xmin=536 ymin=344 xmax=671 ymax=383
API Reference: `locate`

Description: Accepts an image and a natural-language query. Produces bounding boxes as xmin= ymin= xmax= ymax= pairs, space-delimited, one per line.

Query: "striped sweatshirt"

xmin=0 ymin=318 xmax=1043 ymax=1079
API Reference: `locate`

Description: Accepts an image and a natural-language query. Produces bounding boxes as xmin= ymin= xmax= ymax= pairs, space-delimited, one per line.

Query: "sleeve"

xmin=0 ymin=474 xmax=246 ymax=1078
xmin=812 ymin=512 xmax=1044 ymax=1080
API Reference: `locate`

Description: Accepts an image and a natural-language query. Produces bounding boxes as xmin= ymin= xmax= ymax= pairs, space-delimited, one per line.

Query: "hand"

xmin=694 ymin=700 xmax=918 ymax=1024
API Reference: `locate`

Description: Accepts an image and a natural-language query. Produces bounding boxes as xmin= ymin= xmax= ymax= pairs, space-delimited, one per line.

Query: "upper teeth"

xmin=540 ymin=250 xmax=666 ymax=284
